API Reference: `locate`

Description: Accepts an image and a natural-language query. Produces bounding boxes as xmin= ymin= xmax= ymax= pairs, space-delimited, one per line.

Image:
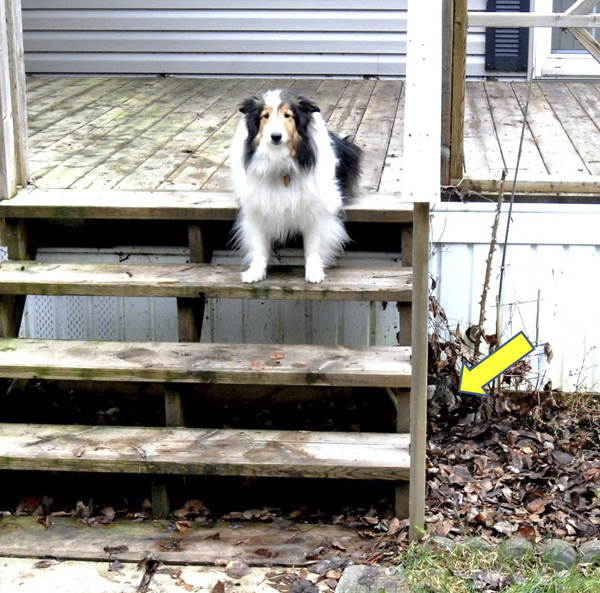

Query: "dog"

xmin=230 ymin=89 xmax=362 ymax=284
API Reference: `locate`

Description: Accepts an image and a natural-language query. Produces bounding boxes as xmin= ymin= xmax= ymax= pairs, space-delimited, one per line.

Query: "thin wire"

xmin=497 ymin=78 xmax=535 ymax=325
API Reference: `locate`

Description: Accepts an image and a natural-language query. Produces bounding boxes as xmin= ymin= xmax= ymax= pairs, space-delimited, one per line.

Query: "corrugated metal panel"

xmin=431 ymin=203 xmax=600 ymax=393
xmin=20 ymin=0 xmax=512 ymax=78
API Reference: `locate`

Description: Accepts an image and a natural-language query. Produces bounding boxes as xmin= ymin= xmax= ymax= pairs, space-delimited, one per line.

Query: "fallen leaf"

xmin=211 ymin=582 xmax=225 ymax=593
xmin=34 ymin=560 xmax=52 ymax=569
xmin=270 ymin=353 xmax=285 ymax=360
xmin=37 ymin=516 xmax=51 ymax=529
xmin=72 ymin=446 xmax=85 ymax=458
xmin=104 ymin=545 xmax=129 ymax=556
xmin=249 ymin=361 xmax=265 ymax=372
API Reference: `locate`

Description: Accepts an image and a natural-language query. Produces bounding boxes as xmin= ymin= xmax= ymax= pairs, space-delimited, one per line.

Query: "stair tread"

xmin=0 ymin=424 xmax=411 ymax=481
xmin=0 ymin=339 xmax=411 ymax=387
xmin=0 ymin=262 xmax=412 ymax=301
xmin=0 ymin=188 xmax=413 ymax=223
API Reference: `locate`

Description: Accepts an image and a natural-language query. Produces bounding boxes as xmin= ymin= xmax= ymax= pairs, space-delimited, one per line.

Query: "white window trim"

xmin=532 ymin=0 xmax=600 ymax=78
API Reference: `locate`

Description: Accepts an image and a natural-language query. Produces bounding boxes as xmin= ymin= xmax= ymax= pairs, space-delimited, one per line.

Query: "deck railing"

xmin=449 ymin=0 xmax=600 ymax=189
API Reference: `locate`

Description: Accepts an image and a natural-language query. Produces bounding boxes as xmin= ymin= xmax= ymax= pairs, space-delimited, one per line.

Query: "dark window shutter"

xmin=485 ymin=0 xmax=530 ymax=71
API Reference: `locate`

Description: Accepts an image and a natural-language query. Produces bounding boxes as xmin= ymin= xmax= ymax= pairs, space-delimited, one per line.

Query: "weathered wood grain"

xmin=0 ymin=423 xmax=411 ymax=480
xmin=0 ymin=262 xmax=412 ymax=301
xmin=0 ymin=188 xmax=413 ymax=222
xmin=0 ymin=339 xmax=411 ymax=387
xmin=354 ymin=80 xmax=403 ymax=191
xmin=0 ymin=516 xmax=373 ymax=567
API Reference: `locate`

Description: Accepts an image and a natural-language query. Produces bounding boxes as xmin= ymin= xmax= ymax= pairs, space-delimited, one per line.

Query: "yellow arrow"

xmin=459 ymin=331 xmax=534 ymax=396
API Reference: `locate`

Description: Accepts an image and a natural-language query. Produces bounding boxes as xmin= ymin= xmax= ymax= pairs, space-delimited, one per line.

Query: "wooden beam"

xmin=0 ymin=188 xmax=414 ymax=223
xmin=450 ymin=0 xmax=467 ymax=181
xmin=6 ymin=0 xmax=29 ymax=186
xmin=567 ymin=28 xmax=600 ymax=63
xmin=403 ymin=0 xmax=442 ymax=203
xmin=0 ymin=0 xmax=17 ymax=200
xmin=0 ymin=262 xmax=413 ymax=302
xmin=0 ymin=423 xmax=411 ymax=481
xmin=441 ymin=0 xmax=454 ymax=186
xmin=0 ymin=339 xmax=412 ymax=387
xmin=566 ymin=0 xmax=600 ymax=15
xmin=454 ymin=175 xmax=600 ymax=194
xmin=469 ymin=12 xmax=600 ymax=28
xmin=409 ymin=202 xmax=430 ymax=541
xmin=0 ymin=219 xmax=34 ymax=339
xmin=0 ymin=516 xmax=373 ymax=567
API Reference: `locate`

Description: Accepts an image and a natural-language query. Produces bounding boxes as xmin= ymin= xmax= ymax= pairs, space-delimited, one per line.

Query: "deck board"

xmin=0 ymin=516 xmax=372 ymax=567
xmin=0 ymin=338 xmax=411 ymax=387
xmin=0 ymin=423 xmax=410 ymax=480
xmin=0 ymin=261 xmax=412 ymax=301
xmin=23 ymin=77 xmax=600 ymax=194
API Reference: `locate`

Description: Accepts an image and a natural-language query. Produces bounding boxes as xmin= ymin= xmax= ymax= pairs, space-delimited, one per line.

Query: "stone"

xmin=580 ymin=539 xmax=600 ymax=564
xmin=335 ymin=565 xmax=409 ymax=593
xmin=500 ymin=537 xmax=534 ymax=559
xmin=462 ymin=537 xmax=495 ymax=552
xmin=540 ymin=539 xmax=578 ymax=569
xmin=423 ymin=536 xmax=457 ymax=551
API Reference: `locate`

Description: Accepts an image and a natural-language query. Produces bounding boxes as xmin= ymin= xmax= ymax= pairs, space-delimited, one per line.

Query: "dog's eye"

xmin=284 ymin=113 xmax=292 ymax=119
xmin=262 ymin=113 xmax=269 ymax=120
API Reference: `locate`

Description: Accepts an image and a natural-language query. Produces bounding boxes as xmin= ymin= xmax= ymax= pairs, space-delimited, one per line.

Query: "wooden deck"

xmin=24 ymin=76 xmax=600 ymax=195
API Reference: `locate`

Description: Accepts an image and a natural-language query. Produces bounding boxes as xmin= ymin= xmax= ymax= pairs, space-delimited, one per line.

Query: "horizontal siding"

xmin=21 ymin=0 xmax=511 ymax=78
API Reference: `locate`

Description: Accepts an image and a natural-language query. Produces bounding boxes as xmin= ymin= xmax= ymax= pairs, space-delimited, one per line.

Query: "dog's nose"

xmin=271 ymin=132 xmax=282 ymax=144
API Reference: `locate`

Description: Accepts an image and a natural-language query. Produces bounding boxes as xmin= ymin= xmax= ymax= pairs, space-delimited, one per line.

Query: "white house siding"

xmin=21 ymin=0 xmax=508 ymax=78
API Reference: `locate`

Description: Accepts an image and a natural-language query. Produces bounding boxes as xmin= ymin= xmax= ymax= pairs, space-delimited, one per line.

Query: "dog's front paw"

xmin=305 ymin=264 xmax=325 ymax=284
xmin=241 ymin=266 xmax=267 ymax=283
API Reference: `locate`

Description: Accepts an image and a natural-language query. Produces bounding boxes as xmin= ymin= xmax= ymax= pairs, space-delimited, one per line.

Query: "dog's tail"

xmin=329 ymin=131 xmax=363 ymax=200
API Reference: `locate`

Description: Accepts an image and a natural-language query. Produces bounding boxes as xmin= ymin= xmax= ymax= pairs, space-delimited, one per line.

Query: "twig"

xmin=474 ymin=170 xmax=506 ymax=358
xmin=497 ymin=78 xmax=535 ymax=336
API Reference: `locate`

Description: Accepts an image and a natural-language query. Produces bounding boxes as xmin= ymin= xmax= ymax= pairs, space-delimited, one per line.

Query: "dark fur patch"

xmin=329 ymin=131 xmax=362 ymax=198
xmin=239 ymin=95 xmax=266 ymax=169
xmin=280 ymin=92 xmax=319 ymax=171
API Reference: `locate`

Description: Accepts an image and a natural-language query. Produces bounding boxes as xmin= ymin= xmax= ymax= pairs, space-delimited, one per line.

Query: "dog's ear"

xmin=239 ymin=96 xmax=261 ymax=114
xmin=295 ymin=96 xmax=320 ymax=114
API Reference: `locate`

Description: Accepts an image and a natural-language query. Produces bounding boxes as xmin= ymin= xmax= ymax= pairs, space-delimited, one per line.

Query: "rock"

xmin=500 ymin=538 xmax=534 ymax=559
xmin=540 ymin=539 xmax=578 ymax=569
xmin=423 ymin=536 xmax=457 ymax=551
xmin=580 ymin=540 xmax=600 ymax=564
xmin=462 ymin=537 xmax=495 ymax=552
xmin=335 ymin=565 xmax=409 ymax=593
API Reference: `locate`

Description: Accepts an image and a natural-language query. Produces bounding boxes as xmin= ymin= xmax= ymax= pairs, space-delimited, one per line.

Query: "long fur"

xmin=230 ymin=89 xmax=362 ymax=284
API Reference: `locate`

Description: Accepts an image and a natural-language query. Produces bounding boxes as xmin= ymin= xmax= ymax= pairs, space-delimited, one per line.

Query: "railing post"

xmin=450 ymin=0 xmax=468 ymax=182
xmin=6 ymin=0 xmax=29 ymax=187
xmin=0 ymin=0 xmax=17 ymax=200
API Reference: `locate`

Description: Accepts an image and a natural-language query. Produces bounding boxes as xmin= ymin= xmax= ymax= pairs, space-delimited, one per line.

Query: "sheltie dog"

xmin=230 ymin=89 xmax=362 ymax=284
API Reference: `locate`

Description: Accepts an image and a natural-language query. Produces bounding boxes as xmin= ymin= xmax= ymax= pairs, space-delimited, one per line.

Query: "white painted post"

xmin=403 ymin=0 xmax=443 ymax=204
xmin=403 ymin=0 xmax=442 ymax=541
xmin=0 ymin=0 xmax=17 ymax=200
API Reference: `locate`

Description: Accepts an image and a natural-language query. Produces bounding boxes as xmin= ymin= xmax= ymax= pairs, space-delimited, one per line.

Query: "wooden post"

xmin=409 ymin=202 xmax=430 ymax=541
xmin=450 ymin=0 xmax=467 ymax=182
xmin=152 ymin=223 xmax=209 ymax=518
xmin=0 ymin=0 xmax=17 ymax=200
xmin=0 ymin=218 xmax=34 ymax=338
xmin=6 ymin=0 xmax=29 ymax=186
xmin=441 ymin=0 xmax=455 ymax=186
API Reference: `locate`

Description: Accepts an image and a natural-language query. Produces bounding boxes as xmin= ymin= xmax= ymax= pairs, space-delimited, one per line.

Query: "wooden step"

xmin=0 ymin=262 xmax=412 ymax=301
xmin=0 ymin=188 xmax=413 ymax=223
xmin=0 ymin=516 xmax=372 ymax=567
xmin=0 ymin=339 xmax=411 ymax=388
xmin=0 ymin=424 xmax=410 ymax=480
